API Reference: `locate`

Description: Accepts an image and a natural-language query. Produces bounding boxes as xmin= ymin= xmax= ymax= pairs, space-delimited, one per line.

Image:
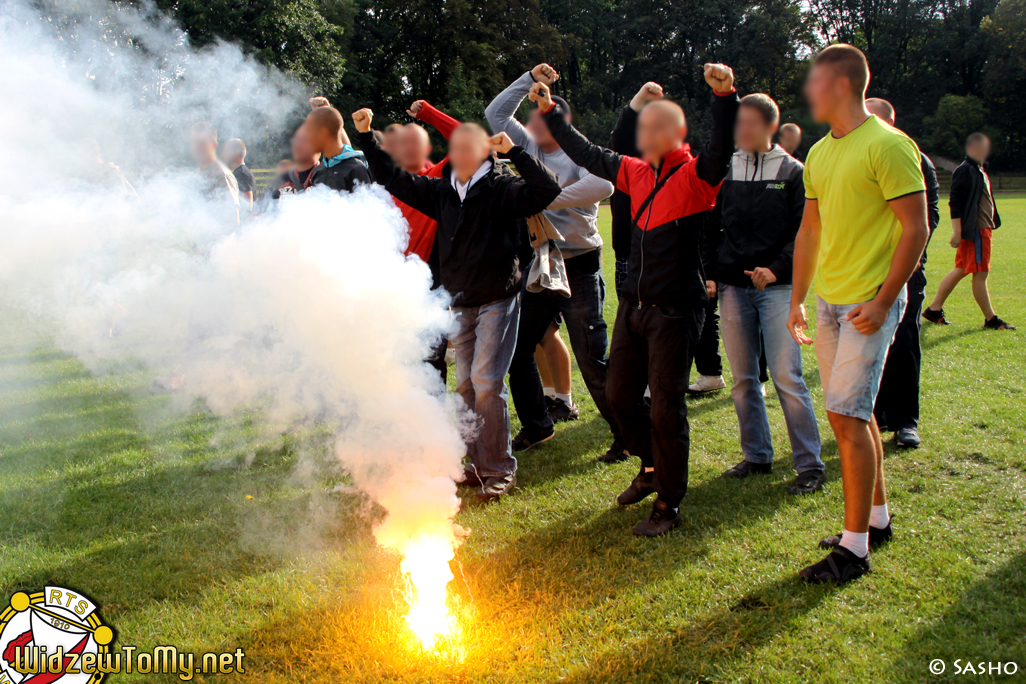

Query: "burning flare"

xmin=400 ymin=535 xmax=457 ymax=650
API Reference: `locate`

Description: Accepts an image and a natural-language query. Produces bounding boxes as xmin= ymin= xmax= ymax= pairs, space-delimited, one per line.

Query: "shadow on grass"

xmin=895 ymin=551 xmax=1026 ymax=680
xmin=921 ymin=326 xmax=983 ymax=350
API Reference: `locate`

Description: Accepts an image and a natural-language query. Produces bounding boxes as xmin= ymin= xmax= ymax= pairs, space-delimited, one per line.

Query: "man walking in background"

xmin=222 ymin=138 xmax=255 ymax=212
xmin=923 ymin=133 xmax=1014 ymax=330
xmin=789 ymin=44 xmax=928 ymax=582
xmin=485 ymin=63 xmax=621 ymax=460
xmin=354 ymin=108 xmax=560 ymax=502
xmin=531 ymin=64 xmax=739 ymax=536
xmin=707 ymin=93 xmax=825 ymax=494
xmin=866 ymin=98 xmax=940 ymax=449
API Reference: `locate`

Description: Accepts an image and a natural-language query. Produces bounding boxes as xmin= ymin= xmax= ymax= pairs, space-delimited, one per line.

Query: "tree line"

xmin=156 ymin=0 xmax=1024 ymax=168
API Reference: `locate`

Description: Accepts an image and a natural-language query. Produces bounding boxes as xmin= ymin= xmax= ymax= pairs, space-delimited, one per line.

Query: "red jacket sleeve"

xmin=417 ymin=102 xmax=460 ymax=141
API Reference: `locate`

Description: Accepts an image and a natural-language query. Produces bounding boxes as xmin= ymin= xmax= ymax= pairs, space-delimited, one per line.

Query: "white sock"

xmin=869 ymin=504 xmax=890 ymax=529
xmin=543 ymin=386 xmax=556 ymax=399
xmin=838 ymin=530 xmax=869 ymax=558
xmin=555 ymin=392 xmax=572 ymax=405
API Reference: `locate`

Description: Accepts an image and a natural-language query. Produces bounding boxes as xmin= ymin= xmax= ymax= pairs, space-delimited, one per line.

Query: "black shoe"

xmin=511 ymin=427 xmax=555 ymax=452
xmin=475 ymin=472 xmax=516 ymax=502
xmin=819 ymin=518 xmax=894 ymax=550
xmin=544 ymin=395 xmax=556 ymax=412
xmin=598 ymin=437 xmax=630 ymax=464
xmin=547 ymin=397 xmax=580 ymax=423
xmin=922 ymin=307 xmax=949 ymax=325
xmin=722 ymin=459 xmax=772 ymax=479
xmin=984 ymin=315 xmax=1016 ymax=330
xmin=799 ymin=546 xmax=871 ymax=583
xmin=895 ymin=427 xmax=921 ymax=448
xmin=788 ymin=468 xmax=827 ymax=495
xmin=456 ymin=465 xmax=482 ymax=488
xmin=632 ymin=499 xmax=682 ymax=537
xmin=617 ymin=471 xmax=655 ymax=506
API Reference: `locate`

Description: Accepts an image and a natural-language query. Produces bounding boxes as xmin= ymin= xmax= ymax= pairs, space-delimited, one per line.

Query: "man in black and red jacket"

xmin=530 ymin=64 xmax=739 ymax=536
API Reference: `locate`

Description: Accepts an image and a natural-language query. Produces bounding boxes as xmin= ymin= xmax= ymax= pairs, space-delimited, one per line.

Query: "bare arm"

xmin=846 ymin=192 xmax=929 ymax=334
xmin=787 ymin=199 xmax=822 ymax=345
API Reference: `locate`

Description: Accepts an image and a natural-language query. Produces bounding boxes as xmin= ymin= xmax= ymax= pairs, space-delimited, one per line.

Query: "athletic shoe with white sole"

xmin=688 ymin=374 xmax=726 ymax=394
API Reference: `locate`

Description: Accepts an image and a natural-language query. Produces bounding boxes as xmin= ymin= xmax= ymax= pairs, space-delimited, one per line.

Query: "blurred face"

xmin=291 ymin=127 xmax=318 ymax=167
xmin=190 ymin=131 xmax=217 ymax=166
xmin=967 ymin=139 xmax=991 ymax=163
xmin=735 ymin=106 xmax=776 ymax=154
xmin=302 ymin=115 xmax=331 ymax=154
xmin=804 ymin=63 xmax=848 ymax=124
xmin=448 ymin=128 xmax=491 ymax=181
xmin=636 ymin=102 xmax=686 ymax=165
xmin=383 ymin=127 xmax=403 ymax=155
xmin=779 ymin=128 xmax=801 ymax=154
xmin=396 ymin=125 xmax=432 ymax=172
xmin=527 ymin=107 xmax=559 ymax=149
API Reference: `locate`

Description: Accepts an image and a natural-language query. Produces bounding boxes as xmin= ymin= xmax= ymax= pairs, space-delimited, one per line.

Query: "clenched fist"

xmin=531 ymin=63 xmax=559 ymax=86
xmin=630 ymin=82 xmax=664 ymax=112
xmin=352 ymin=108 xmax=374 ymax=133
xmin=703 ymin=63 xmax=734 ymax=94
xmin=309 ymin=96 xmax=330 ymax=109
xmin=528 ymin=81 xmax=554 ymax=112
xmin=407 ymin=99 xmax=425 ymax=117
xmin=490 ymin=132 xmax=516 ymax=155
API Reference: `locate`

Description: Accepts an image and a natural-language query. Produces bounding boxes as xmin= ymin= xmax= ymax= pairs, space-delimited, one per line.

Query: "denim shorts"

xmin=815 ymin=289 xmax=907 ymax=422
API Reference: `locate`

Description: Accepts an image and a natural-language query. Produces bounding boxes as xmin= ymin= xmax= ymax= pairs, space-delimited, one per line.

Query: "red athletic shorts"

xmin=955 ymin=228 xmax=992 ymax=273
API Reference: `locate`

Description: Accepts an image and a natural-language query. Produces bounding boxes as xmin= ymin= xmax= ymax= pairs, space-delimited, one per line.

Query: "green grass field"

xmin=1 ymin=199 xmax=1024 ymax=683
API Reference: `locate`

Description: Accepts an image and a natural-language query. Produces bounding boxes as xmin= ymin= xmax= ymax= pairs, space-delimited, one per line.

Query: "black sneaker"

xmin=632 ymin=499 xmax=682 ymax=537
xmin=617 ymin=470 xmax=655 ymax=505
xmin=456 ymin=465 xmax=482 ymax=488
xmin=723 ymin=459 xmax=772 ymax=479
xmin=819 ymin=518 xmax=894 ymax=550
xmin=547 ymin=397 xmax=580 ymax=423
xmin=598 ymin=437 xmax=630 ymax=464
xmin=895 ymin=427 xmax=921 ymax=448
xmin=984 ymin=315 xmax=1016 ymax=330
xmin=476 ymin=472 xmax=516 ymax=502
xmin=511 ymin=427 xmax=555 ymax=452
xmin=544 ymin=396 xmax=556 ymax=412
xmin=922 ymin=307 xmax=949 ymax=325
xmin=799 ymin=546 xmax=871 ymax=583
xmin=787 ymin=468 xmax=827 ymax=495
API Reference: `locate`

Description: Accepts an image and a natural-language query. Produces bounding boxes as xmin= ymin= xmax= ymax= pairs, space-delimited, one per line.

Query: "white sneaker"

xmin=688 ymin=374 xmax=726 ymax=394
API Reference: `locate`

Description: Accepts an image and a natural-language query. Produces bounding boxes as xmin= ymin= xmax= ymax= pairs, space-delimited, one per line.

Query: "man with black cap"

xmin=485 ymin=64 xmax=622 ymax=462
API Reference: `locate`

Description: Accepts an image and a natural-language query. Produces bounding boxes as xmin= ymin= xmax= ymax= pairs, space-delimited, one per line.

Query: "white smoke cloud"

xmin=0 ymin=0 xmax=468 ymax=574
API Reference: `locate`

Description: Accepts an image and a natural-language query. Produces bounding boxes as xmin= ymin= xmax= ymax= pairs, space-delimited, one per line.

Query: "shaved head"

xmin=396 ymin=123 xmax=433 ymax=172
xmin=636 ymin=99 xmax=688 ymax=165
xmin=642 ymin=100 xmax=686 ymax=128
xmin=403 ymin=122 xmax=431 ymax=145
xmin=865 ymin=97 xmax=896 ymax=126
xmin=451 ymin=122 xmax=490 ymax=146
xmin=448 ymin=123 xmax=492 ymax=182
xmin=306 ymin=106 xmax=344 ymax=140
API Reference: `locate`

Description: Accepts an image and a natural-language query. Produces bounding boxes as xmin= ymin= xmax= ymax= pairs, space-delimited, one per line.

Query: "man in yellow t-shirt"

xmin=787 ymin=44 xmax=929 ymax=584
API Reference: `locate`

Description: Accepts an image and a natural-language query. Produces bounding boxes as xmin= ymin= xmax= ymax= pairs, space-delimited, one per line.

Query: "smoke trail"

xmin=0 ymin=0 xmax=468 ymax=633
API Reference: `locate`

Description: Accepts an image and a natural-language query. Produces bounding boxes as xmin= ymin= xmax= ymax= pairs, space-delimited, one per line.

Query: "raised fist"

xmin=703 ymin=63 xmax=734 ymax=94
xmin=528 ymin=81 xmax=553 ymax=112
xmin=309 ymin=96 xmax=330 ymax=109
xmin=531 ymin=63 xmax=559 ymax=86
xmin=351 ymin=108 xmax=374 ymax=133
xmin=490 ymin=131 xmax=515 ymax=154
xmin=407 ymin=100 xmax=426 ymax=117
xmin=630 ymin=82 xmax=664 ymax=111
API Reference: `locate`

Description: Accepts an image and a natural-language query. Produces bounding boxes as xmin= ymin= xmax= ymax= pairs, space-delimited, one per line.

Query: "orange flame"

xmin=400 ymin=535 xmax=457 ymax=650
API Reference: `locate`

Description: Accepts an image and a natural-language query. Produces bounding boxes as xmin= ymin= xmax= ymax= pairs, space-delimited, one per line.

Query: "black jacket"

xmin=310 ymin=156 xmax=372 ymax=193
xmin=919 ymin=152 xmax=940 ymax=268
xmin=950 ymin=156 xmax=1000 ymax=240
xmin=544 ymin=91 xmax=739 ymax=308
xmin=608 ymin=105 xmax=642 ymax=261
xmin=357 ymin=132 xmax=560 ymax=307
xmin=706 ymin=145 xmax=805 ymax=288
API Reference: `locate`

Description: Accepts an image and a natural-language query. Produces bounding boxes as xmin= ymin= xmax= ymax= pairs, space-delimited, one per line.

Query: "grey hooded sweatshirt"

xmin=485 ymin=72 xmax=613 ymax=259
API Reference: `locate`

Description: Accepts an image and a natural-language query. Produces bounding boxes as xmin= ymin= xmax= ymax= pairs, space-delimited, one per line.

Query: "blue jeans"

xmin=719 ymin=284 xmax=823 ymax=473
xmin=509 ymin=251 xmax=616 ymax=438
xmin=816 ymin=289 xmax=907 ymax=422
xmin=452 ymin=294 xmax=520 ymax=478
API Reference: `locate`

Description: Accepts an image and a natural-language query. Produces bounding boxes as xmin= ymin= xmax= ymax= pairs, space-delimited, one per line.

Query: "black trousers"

xmin=607 ymin=300 xmax=704 ymax=508
xmin=874 ymin=269 xmax=926 ymax=430
xmin=426 ymin=335 xmax=448 ymax=386
xmin=509 ymin=251 xmax=617 ymax=438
